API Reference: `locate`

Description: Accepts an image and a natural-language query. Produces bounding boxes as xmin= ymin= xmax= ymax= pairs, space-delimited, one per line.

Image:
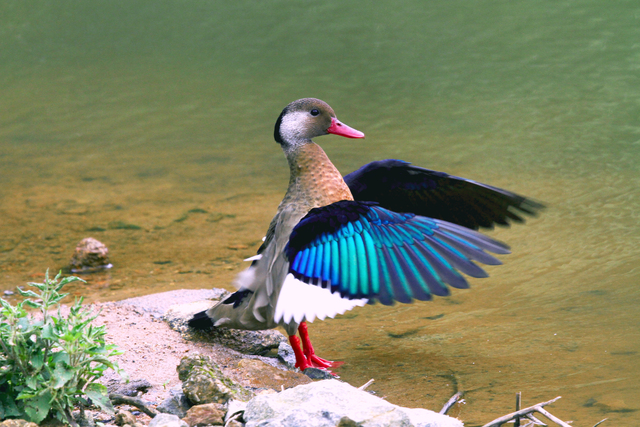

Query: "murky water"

xmin=2 ymin=1 xmax=639 ymax=425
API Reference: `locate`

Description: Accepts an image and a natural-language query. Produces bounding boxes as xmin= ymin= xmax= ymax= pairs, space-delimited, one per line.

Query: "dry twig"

xmin=481 ymin=396 xmax=562 ymax=427
xmin=358 ymin=378 xmax=375 ymax=391
xmin=439 ymin=391 xmax=464 ymax=415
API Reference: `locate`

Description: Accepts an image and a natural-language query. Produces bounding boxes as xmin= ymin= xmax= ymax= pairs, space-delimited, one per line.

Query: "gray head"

xmin=274 ymin=98 xmax=364 ymax=147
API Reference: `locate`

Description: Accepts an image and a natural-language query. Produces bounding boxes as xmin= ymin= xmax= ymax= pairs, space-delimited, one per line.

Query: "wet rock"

xmin=148 ymin=414 xmax=188 ymax=427
xmin=157 ymin=388 xmax=192 ymax=418
xmin=243 ymin=379 xmax=463 ymax=427
xmin=235 ymin=359 xmax=311 ymax=390
xmin=70 ymin=237 xmax=112 ymax=273
xmin=0 ymin=420 xmax=39 ymax=427
xmin=181 ymin=403 xmax=225 ymax=427
xmin=179 ymin=355 xmax=253 ymax=404
xmin=303 ymin=367 xmax=334 ymax=380
xmin=108 ymin=378 xmax=153 ymax=396
xmin=115 ymin=410 xmax=137 ymax=426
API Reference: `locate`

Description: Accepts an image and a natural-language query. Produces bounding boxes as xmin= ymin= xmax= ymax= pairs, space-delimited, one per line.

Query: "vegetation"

xmin=0 ymin=271 xmax=126 ymax=425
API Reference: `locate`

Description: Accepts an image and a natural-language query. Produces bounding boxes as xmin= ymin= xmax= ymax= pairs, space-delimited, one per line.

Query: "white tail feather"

xmin=274 ymin=274 xmax=367 ymax=325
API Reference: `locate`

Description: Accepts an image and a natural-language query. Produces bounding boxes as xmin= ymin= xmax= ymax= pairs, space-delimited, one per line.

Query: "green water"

xmin=1 ymin=1 xmax=639 ymax=425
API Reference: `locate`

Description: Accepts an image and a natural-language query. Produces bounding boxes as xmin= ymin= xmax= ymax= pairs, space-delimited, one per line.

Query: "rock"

xmin=303 ymin=367 xmax=334 ymax=380
xmin=108 ymin=378 xmax=153 ymax=396
xmin=166 ymin=298 xmax=287 ymax=355
xmin=73 ymin=410 xmax=95 ymax=427
xmin=277 ymin=341 xmax=297 ymax=369
xmin=157 ymin=388 xmax=192 ymax=418
xmin=115 ymin=410 xmax=137 ymax=426
xmin=235 ymin=359 xmax=311 ymax=390
xmin=69 ymin=237 xmax=112 ymax=273
xmin=179 ymin=355 xmax=253 ymax=404
xmin=243 ymin=379 xmax=463 ymax=427
xmin=0 ymin=420 xmax=39 ymax=427
xmin=198 ymin=327 xmax=287 ymax=356
xmin=225 ymin=400 xmax=247 ymax=424
xmin=148 ymin=414 xmax=188 ymax=427
xmin=181 ymin=403 xmax=225 ymax=427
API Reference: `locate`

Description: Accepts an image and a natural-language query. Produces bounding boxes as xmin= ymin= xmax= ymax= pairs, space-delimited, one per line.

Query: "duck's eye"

xmin=310 ymin=109 xmax=320 ymax=116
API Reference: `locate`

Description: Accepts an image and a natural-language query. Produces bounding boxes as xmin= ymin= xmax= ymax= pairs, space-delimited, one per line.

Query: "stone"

xmin=157 ymin=388 xmax=192 ymax=418
xmin=235 ymin=359 xmax=311 ymax=390
xmin=108 ymin=378 xmax=153 ymax=396
xmin=181 ymin=403 xmax=225 ymax=427
xmin=69 ymin=237 xmax=112 ymax=273
xmin=303 ymin=367 xmax=334 ymax=380
xmin=0 ymin=420 xmax=39 ymax=427
xmin=115 ymin=410 xmax=137 ymax=426
xmin=277 ymin=341 xmax=297 ymax=369
xmin=148 ymin=414 xmax=188 ymax=427
xmin=179 ymin=355 xmax=253 ymax=404
xmin=243 ymin=379 xmax=463 ymax=427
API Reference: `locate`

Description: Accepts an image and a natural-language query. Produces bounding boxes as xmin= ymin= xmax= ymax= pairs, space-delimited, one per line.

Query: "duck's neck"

xmin=280 ymin=141 xmax=353 ymax=211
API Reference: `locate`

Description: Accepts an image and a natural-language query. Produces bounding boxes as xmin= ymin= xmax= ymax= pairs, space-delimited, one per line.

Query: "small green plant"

xmin=0 ymin=271 xmax=126 ymax=425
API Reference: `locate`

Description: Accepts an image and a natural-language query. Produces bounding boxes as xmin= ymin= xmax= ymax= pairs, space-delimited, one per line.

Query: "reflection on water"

xmin=1 ymin=1 xmax=639 ymax=425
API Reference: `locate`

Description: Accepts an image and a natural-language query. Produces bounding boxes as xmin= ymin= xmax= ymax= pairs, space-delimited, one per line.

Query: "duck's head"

xmin=274 ymin=98 xmax=364 ymax=147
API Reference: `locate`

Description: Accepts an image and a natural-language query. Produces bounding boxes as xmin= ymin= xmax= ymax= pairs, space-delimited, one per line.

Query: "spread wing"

xmin=344 ymin=159 xmax=544 ymax=230
xmin=285 ymin=200 xmax=510 ymax=305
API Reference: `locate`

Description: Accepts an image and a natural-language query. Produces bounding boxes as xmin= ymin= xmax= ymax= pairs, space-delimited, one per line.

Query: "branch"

xmin=481 ymin=396 xmax=562 ymax=427
xmin=440 ymin=391 xmax=464 ymax=415
xmin=109 ymin=393 xmax=160 ymax=418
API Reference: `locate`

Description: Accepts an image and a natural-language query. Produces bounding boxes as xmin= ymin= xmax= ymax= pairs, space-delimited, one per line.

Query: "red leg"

xmin=298 ymin=322 xmax=343 ymax=369
xmin=288 ymin=335 xmax=313 ymax=371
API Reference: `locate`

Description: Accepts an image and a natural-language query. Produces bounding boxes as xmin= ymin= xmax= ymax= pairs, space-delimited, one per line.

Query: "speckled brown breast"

xmin=280 ymin=142 xmax=353 ymax=212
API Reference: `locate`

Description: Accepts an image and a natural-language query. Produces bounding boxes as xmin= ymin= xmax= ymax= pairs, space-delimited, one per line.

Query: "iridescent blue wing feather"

xmin=286 ymin=201 xmax=510 ymax=305
xmin=343 ymin=159 xmax=545 ymax=230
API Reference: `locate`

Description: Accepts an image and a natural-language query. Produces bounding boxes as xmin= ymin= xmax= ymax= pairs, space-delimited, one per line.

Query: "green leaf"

xmin=26 ymin=376 xmax=38 ymax=390
xmin=0 ymin=298 xmax=13 ymax=310
xmin=24 ymin=390 xmax=52 ymax=423
xmin=41 ymin=322 xmax=59 ymax=340
xmin=30 ymin=352 xmax=45 ymax=370
xmin=23 ymin=299 xmax=41 ymax=309
xmin=52 ymin=363 xmax=75 ymax=389
xmin=0 ymin=393 xmax=22 ymax=418
xmin=17 ymin=289 xmax=40 ymax=298
xmin=84 ymin=383 xmax=114 ymax=414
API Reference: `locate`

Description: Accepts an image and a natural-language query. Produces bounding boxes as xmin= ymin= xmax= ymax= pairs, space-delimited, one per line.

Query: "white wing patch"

xmin=274 ymin=274 xmax=368 ymax=325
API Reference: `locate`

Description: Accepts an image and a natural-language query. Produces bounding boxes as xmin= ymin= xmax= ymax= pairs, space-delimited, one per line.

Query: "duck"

xmin=189 ymin=97 xmax=544 ymax=372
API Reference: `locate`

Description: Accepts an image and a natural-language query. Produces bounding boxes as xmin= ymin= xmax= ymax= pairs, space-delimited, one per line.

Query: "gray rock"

xmin=303 ymin=367 xmax=334 ymax=380
xmin=197 ymin=327 xmax=286 ymax=356
xmin=148 ymin=414 xmax=188 ymax=427
xmin=119 ymin=289 xmax=227 ymax=318
xmin=166 ymin=296 xmax=287 ymax=355
xmin=277 ymin=341 xmax=296 ymax=369
xmin=243 ymin=380 xmax=463 ymax=427
xmin=107 ymin=378 xmax=152 ymax=396
xmin=225 ymin=400 xmax=247 ymax=424
xmin=157 ymin=388 xmax=192 ymax=418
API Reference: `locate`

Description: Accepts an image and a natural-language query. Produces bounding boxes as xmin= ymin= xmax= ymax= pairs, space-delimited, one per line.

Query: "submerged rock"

xmin=69 ymin=237 xmax=112 ymax=273
xmin=243 ymin=379 xmax=463 ymax=427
